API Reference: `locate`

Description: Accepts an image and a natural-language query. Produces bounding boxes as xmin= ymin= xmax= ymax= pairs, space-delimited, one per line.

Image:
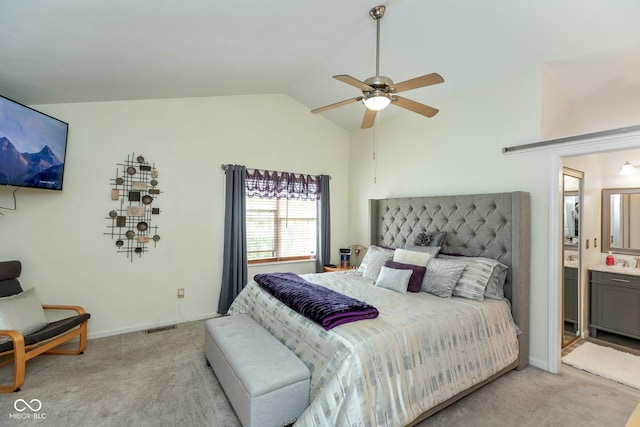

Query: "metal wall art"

xmin=105 ymin=153 xmax=161 ymax=261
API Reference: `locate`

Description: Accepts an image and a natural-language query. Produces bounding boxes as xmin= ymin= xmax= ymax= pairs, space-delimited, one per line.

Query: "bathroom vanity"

xmin=564 ymin=266 xmax=579 ymax=332
xmin=589 ymin=265 xmax=640 ymax=340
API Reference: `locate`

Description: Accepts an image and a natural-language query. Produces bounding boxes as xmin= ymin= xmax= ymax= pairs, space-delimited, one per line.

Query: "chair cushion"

xmin=0 ymin=260 xmax=23 ymax=297
xmin=0 ymin=313 xmax=90 ymax=353
xmin=0 ymin=288 xmax=49 ymax=344
xmin=0 ymin=260 xmax=21 ymax=282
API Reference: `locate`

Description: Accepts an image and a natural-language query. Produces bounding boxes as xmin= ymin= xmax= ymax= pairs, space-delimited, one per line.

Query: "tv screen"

xmin=0 ymin=94 xmax=68 ymax=191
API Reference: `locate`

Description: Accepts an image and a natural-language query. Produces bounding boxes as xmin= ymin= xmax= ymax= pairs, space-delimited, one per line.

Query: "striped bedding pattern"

xmin=228 ymin=271 xmax=519 ymax=426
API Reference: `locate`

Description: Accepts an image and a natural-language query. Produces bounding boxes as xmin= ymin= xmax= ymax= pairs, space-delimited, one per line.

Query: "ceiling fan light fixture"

xmin=363 ymin=94 xmax=391 ymax=111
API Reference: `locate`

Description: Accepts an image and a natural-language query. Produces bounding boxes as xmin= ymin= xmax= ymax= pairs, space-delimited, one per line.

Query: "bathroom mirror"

xmin=602 ymin=187 xmax=640 ymax=256
xmin=563 ymin=191 xmax=579 ymax=249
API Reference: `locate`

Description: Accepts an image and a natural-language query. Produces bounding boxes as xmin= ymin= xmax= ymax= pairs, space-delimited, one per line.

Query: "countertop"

xmin=588 ymin=264 xmax=640 ymax=277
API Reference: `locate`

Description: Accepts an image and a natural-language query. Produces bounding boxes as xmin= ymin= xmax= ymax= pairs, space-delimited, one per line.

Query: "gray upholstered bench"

xmin=204 ymin=314 xmax=310 ymax=427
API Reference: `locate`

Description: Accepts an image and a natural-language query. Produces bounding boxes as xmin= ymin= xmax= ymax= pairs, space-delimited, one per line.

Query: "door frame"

xmin=561 ymin=167 xmax=583 ymax=349
xmin=547 ymin=130 xmax=640 ymax=373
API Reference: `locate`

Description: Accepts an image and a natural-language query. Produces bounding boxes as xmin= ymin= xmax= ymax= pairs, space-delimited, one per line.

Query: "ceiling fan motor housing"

xmin=363 ymin=76 xmax=394 ymax=93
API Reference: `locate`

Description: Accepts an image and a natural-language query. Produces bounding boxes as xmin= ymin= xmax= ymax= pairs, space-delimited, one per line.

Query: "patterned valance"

xmin=245 ymin=169 xmax=320 ymax=201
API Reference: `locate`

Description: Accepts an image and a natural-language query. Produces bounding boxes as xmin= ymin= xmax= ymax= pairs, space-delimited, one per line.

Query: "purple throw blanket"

xmin=254 ymin=272 xmax=379 ymax=330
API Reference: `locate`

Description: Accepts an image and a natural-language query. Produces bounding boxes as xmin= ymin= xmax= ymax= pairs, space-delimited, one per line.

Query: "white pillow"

xmin=404 ymin=244 xmax=441 ymax=257
xmin=393 ymin=248 xmax=433 ymax=267
xmin=360 ymin=246 xmax=395 ymax=281
xmin=375 ymin=266 xmax=412 ymax=294
xmin=0 ymin=288 xmax=49 ymax=344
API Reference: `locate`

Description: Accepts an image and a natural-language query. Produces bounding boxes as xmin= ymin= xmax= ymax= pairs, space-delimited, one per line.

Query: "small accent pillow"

xmin=393 ymin=248 xmax=433 ymax=267
xmin=421 ymin=259 xmax=466 ymax=298
xmin=375 ymin=266 xmax=412 ymax=294
xmin=440 ymin=255 xmax=509 ymax=299
xmin=360 ymin=246 xmax=395 ymax=281
xmin=414 ymin=231 xmax=447 ymax=247
xmin=0 ymin=287 xmax=49 ymax=344
xmin=383 ymin=260 xmax=426 ymax=292
xmin=404 ymin=244 xmax=441 ymax=257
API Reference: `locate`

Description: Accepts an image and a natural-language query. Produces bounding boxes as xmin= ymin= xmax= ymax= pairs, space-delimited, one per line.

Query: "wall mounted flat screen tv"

xmin=0 ymin=94 xmax=68 ymax=191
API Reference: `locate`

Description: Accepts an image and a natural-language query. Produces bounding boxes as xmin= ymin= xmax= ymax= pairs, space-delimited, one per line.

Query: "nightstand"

xmin=323 ymin=265 xmax=355 ymax=273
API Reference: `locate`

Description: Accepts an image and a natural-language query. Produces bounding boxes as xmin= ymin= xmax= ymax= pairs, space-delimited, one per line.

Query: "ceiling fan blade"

xmin=361 ymin=108 xmax=377 ymax=129
xmin=311 ymin=96 xmax=363 ymax=114
xmin=334 ymin=75 xmax=375 ymax=92
xmin=393 ymin=96 xmax=439 ymax=117
xmin=392 ymin=73 xmax=444 ymax=93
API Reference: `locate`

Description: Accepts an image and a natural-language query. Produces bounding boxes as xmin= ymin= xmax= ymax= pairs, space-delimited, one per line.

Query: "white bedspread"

xmin=228 ymin=271 xmax=519 ymax=426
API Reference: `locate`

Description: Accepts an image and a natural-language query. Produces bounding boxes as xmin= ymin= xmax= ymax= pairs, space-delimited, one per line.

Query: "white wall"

xmin=0 ymin=94 xmax=350 ymax=337
xmin=541 ymin=65 xmax=587 ymax=140
xmin=348 ymin=66 xmax=558 ymax=368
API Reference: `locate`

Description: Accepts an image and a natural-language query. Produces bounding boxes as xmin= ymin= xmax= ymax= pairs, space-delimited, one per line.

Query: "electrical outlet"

xmin=177 ymin=288 xmax=185 ymax=299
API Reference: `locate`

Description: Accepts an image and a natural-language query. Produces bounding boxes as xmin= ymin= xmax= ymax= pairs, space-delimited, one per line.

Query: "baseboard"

xmin=87 ymin=312 xmax=220 ymax=340
xmin=528 ymin=356 xmax=549 ymax=372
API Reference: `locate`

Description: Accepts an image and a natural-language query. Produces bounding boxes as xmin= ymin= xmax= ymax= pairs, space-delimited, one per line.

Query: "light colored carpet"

xmin=562 ymin=342 xmax=640 ymax=390
xmin=1 ymin=320 xmax=639 ymax=427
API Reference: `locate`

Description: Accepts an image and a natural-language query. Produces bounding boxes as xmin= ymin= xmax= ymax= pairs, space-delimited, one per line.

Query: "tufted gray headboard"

xmin=369 ymin=191 xmax=530 ymax=369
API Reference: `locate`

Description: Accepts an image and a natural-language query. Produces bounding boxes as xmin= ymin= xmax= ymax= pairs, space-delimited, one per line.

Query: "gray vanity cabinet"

xmin=564 ymin=267 xmax=579 ymax=331
xmin=589 ymin=270 xmax=640 ymax=340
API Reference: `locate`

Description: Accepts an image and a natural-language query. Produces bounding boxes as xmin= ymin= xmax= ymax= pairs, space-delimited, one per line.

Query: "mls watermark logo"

xmin=10 ymin=398 xmax=46 ymax=420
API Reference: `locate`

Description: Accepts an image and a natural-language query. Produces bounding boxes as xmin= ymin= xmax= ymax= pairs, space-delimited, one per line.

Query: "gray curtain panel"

xmin=315 ymin=175 xmax=331 ymax=273
xmin=218 ymin=164 xmax=248 ymax=314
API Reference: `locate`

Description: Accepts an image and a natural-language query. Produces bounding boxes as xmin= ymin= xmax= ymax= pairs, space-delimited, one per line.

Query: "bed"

xmin=228 ymin=191 xmax=530 ymax=426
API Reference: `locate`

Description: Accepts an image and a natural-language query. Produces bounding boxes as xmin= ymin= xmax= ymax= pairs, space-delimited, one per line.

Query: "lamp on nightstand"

xmin=349 ymin=244 xmax=367 ymax=269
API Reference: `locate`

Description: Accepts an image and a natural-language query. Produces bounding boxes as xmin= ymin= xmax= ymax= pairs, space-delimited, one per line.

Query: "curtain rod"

xmin=502 ymin=124 xmax=640 ymax=153
xmin=220 ymin=164 xmax=330 ymax=179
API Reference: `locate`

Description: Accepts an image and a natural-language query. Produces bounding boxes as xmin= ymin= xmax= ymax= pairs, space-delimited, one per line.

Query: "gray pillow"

xmin=439 ymin=255 xmax=509 ymax=299
xmin=375 ymin=266 xmax=412 ymax=294
xmin=0 ymin=287 xmax=49 ymax=343
xmin=360 ymin=246 xmax=395 ymax=281
xmin=421 ymin=259 xmax=466 ymax=298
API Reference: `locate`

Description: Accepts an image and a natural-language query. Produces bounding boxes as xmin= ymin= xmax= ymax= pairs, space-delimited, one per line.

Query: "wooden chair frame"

xmin=0 ymin=304 xmax=88 ymax=393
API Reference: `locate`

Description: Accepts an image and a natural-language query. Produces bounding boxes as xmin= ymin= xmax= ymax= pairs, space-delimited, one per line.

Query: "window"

xmin=246 ymin=197 xmax=317 ymax=263
xmin=245 ymin=169 xmax=319 ymax=264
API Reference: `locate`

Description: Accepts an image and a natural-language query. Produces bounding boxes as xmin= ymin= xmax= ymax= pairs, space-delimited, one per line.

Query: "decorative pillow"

xmin=358 ymin=245 xmax=392 ymax=273
xmin=360 ymin=246 xmax=395 ymax=281
xmin=404 ymin=244 xmax=441 ymax=257
xmin=383 ymin=260 xmax=426 ymax=293
xmin=375 ymin=266 xmax=412 ymax=294
xmin=421 ymin=259 xmax=466 ymax=298
xmin=0 ymin=287 xmax=48 ymax=344
xmin=440 ymin=255 xmax=509 ymax=299
xmin=413 ymin=231 xmax=447 ymax=247
xmin=393 ymin=248 xmax=433 ymax=267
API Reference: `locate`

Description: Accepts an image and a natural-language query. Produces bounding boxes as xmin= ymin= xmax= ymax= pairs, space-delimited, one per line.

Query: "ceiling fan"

xmin=311 ymin=5 xmax=444 ymax=129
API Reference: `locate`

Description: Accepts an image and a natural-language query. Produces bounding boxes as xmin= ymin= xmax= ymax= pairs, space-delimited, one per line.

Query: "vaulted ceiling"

xmin=1 ymin=0 xmax=640 ymax=130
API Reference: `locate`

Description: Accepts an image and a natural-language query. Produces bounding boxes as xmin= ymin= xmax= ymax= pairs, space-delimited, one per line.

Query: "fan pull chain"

xmin=373 ymin=113 xmax=379 ymax=184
